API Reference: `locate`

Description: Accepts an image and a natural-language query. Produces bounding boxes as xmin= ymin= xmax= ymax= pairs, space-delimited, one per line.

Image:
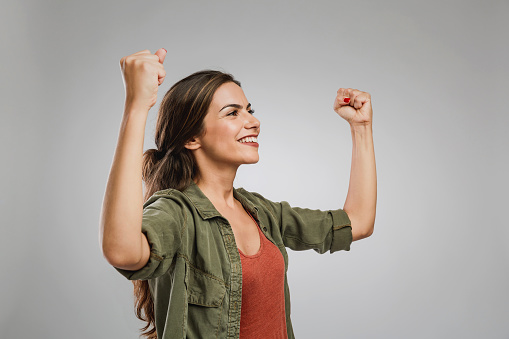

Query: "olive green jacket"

xmin=116 ymin=181 xmax=352 ymax=339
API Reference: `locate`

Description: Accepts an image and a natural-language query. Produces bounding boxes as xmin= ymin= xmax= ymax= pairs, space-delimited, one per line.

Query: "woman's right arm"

xmin=99 ymin=48 xmax=167 ymax=271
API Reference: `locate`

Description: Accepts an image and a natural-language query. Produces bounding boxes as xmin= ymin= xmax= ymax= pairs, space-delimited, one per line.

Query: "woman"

xmin=100 ymin=48 xmax=377 ymax=339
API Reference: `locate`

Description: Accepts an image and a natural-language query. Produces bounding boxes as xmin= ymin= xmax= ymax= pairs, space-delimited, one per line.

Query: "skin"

xmin=334 ymin=88 xmax=377 ymax=241
xmin=185 ymin=82 xmax=262 ymax=255
xmin=100 ymin=49 xmax=167 ymax=271
xmin=100 ymin=47 xmax=377 ymax=271
xmin=187 ymin=81 xmax=376 ymax=251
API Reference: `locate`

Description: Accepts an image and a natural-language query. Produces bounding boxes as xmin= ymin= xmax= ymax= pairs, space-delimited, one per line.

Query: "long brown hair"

xmin=133 ymin=70 xmax=241 ymax=339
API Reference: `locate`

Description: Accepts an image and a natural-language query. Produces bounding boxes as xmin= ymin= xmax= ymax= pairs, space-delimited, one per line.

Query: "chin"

xmin=242 ymin=156 xmax=260 ymax=165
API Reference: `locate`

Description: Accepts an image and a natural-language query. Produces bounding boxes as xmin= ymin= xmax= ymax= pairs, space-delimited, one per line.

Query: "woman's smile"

xmin=237 ymin=135 xmax=259 ymax=147
xmin=193 ymin=81 xmax=261 ymax=165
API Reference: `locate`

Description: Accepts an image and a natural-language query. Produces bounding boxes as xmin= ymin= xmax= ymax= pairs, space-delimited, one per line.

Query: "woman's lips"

xmin=240 ymin=142 xmax=259 ymax=147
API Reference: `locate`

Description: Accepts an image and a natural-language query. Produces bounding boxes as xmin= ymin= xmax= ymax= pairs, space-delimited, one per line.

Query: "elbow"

xmin=343 ymin=204 xmax=376 ymax=242
xmin=102 ymin=248 xmax=139 ymax=269
xmin=101 ymin=245 xmax=118 ymax=267
xmin=364 ymin=219 xmax=375 ymax=237
xmin=100 ymin=219 xmax=144 ymax=269
xmin=354 ymin=225 xmax=374 ymax=241
xmin=362 ymin=221 xmax=375 ymax=238
xmin=364 ymin=224 xmax=374 ymax=238
xmin=101 ymin=243 xmax=123 ymax=268
xmin=350 ymin=218 xmax=375 ymax=241
xmin=101 ymin=240 xmax=142 ymax=270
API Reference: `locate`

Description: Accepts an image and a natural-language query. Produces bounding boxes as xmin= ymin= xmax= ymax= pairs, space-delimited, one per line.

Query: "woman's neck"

xmin=193 ymin=167 xmax=238 ymax=209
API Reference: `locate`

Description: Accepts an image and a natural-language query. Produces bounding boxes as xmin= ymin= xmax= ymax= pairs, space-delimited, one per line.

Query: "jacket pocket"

xmin=186 ymin=265 xmax=226 ymax=306
xmin=184 ymin=263 xmax=226 ymax=338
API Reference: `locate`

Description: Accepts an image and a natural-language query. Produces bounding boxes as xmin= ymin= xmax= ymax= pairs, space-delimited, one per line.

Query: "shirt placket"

xmin=217 ymin=217 xmax=243 ymax=339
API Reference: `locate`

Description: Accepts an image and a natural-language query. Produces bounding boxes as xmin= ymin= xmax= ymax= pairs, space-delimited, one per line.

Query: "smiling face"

xmin=186 ymin=81 xmax=261 ymax=169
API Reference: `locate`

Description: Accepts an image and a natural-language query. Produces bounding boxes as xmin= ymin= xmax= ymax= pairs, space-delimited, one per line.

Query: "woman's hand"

xmin=334 ymin=88 xmax=373 ymax=126
xmin=119 ymin=48 xmax=167 ymax=111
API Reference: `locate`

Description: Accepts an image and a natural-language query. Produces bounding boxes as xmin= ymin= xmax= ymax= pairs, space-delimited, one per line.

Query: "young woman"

xmin=100 ymin=48 xmax=377 ymax=339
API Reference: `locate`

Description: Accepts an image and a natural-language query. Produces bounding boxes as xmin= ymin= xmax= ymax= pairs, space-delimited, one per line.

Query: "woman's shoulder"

xmin=235 ymin=186 xmax=265 ymax=201
xmin=143 ymin=187 xmax=190 ymax=210
xmin=235 ymin=187 xmax=280 ymax=213
xmin=236 ymin=186 xmax=280 ymax=201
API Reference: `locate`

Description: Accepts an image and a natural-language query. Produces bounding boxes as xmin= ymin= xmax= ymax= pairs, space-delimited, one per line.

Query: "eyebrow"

xmin=219 ymin=103 xmax=251 ymax=112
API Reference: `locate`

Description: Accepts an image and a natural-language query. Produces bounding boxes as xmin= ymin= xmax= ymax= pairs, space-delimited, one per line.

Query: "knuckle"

xmin=140 ymin=61 xmax=152 ymax=71
xmin=131 ymin=58 xmax=143 ymax=66
xmin=130 ymin=58 xmax=140 ymax=68
xmin=125 ymin=55 xmax=135 ymax=65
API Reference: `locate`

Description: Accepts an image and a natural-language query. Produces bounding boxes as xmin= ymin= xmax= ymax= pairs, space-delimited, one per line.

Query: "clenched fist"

xmin=119 ymin=48 xmax=167 ymax=111
xmin=334 ymin=88 xmax=373 ymax=126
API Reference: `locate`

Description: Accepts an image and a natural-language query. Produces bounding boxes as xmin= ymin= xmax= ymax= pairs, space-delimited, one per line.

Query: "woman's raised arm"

xmin=334 ymin=88 xmax=377 ymax=241
xmin=99 ymin=48 xmax=167 ymax=270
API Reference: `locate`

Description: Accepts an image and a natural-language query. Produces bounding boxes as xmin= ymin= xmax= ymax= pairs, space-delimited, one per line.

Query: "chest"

xmin=219 ymin=208 xmax=261 ymax=256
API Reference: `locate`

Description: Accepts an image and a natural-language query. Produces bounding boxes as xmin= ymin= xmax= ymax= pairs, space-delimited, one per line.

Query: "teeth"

xmin=239 ymin=136 xmax=258 ymax=143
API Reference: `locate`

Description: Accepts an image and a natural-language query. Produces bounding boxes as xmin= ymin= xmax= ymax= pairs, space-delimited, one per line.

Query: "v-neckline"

xmin=237 ymin=209 xmax=263 ymax=258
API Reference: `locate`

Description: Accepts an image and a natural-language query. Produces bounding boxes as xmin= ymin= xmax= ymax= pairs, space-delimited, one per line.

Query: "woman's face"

xmin=191 ymin=81 xmax=260 ymax=167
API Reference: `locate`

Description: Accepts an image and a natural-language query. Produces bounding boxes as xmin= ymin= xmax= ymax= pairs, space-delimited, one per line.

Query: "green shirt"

xmin=115 ymin=181 xmax=352 ymax=339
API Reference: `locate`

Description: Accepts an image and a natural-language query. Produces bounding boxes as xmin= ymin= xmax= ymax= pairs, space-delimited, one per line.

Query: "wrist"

xmin=350 ymin=122 xmax=372 ymax=133
xmin=124 ymin=99 xmax=151 ymax=117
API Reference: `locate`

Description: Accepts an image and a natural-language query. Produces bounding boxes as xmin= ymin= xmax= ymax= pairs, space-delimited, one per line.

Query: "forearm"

xmin=343 ymin=123 xmax=377 ymax=240
xmin=99 ymin=105 xmax=149 ymax=267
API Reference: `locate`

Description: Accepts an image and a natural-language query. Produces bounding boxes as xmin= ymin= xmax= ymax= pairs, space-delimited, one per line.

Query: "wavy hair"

xmin=133 ymin=70 xmax=241 ymax=339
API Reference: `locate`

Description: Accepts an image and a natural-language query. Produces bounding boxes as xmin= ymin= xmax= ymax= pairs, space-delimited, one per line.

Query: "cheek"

xmin=202 ymin=125 xmax=238 ymax=150
xmin=216 ymin=125 xmax=239 ymax=141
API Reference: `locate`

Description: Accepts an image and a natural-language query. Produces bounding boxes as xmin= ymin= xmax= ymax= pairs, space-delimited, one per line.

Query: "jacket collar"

xmin=182 ymin=180 xmax=259 ymax=220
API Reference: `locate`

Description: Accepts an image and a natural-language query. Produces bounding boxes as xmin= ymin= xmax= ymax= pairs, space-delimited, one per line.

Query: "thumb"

xmin=154 ymin=48 xmax=167 ymax=64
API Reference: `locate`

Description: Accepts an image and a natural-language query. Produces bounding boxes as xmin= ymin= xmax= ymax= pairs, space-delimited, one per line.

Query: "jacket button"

xmin=263 ymin=227 xmax=268 ymax=232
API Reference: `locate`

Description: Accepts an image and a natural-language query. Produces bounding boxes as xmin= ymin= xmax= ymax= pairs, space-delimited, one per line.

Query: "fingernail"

xmin=162 ymin=48 xmax=167 ymax=53
xmin=344 ymin=98 xmax=350 ymax=103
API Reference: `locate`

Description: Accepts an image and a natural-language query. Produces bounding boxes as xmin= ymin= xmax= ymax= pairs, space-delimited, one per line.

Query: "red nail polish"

xmin=344 ymin=98 xmax=350 ymax=103
xmin=162 ymin=48 xmax=167 ymax=53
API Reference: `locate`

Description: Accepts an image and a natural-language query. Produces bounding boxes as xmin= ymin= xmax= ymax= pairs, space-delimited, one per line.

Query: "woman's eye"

xmin=226 ymin=109 xmax=254 ymax=116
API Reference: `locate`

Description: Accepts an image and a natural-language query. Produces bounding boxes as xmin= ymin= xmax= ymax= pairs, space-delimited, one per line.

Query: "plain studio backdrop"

xmin=1 ymin=0 xmax=507 ymax=338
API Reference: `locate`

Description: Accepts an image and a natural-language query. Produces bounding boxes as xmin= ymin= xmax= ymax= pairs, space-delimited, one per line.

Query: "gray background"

xmin=1 ymin=0 xmax=508 ymax=338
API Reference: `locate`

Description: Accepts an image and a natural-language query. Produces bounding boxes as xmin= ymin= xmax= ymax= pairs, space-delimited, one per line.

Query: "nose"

xmin=244 ymin=111 xmax=260 ymax=130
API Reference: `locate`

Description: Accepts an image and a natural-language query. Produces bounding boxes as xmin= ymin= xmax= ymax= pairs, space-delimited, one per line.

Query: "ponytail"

xmin=142 ymin=148 xmax=197 ymax=197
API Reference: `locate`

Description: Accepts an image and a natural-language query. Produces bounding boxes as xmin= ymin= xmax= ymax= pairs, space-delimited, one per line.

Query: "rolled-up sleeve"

xmin=328 ymin=208 xmax=353 ymax=253
xmin=244 ymin=189 xmax=353 ymax=254
xmin=278 ymin=201 xmax=352 ymax=254
xmin=114 ymin=191 xmax=186 ymax=280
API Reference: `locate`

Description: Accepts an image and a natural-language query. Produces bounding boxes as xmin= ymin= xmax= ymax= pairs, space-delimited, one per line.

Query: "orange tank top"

xmin=238 ymin=211 xmax=288 ymax=339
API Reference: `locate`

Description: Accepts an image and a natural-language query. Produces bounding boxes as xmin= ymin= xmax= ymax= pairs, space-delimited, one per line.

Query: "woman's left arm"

xmin=334 ymin=88 xmax=377 ymax=241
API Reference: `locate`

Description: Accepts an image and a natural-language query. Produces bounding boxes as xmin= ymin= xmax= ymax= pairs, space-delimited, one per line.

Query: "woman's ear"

xmin=184 ymin=137 xmax=201 ymax=150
